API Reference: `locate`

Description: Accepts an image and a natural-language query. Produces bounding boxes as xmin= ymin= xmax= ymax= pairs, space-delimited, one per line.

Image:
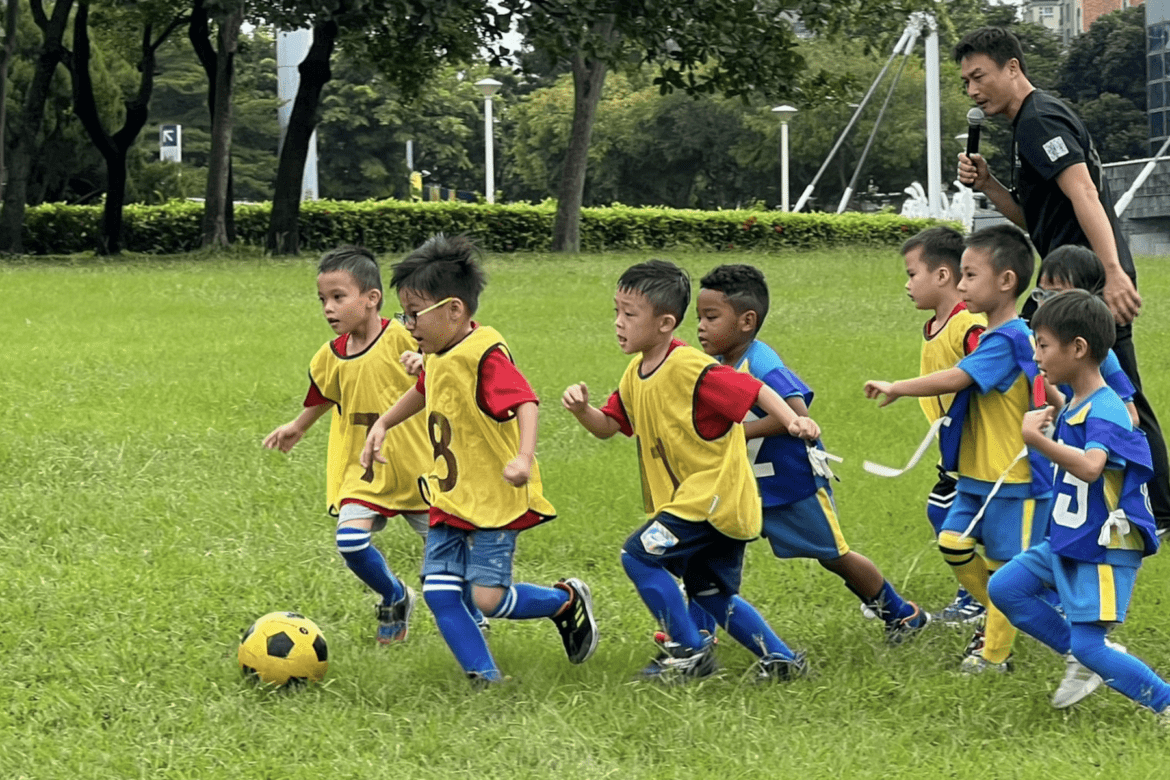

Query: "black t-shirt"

xmin=1011 ymin=90 xmax=1135 ymax=282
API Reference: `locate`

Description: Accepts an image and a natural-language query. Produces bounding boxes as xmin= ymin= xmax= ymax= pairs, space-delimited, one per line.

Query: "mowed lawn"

xmin=3 ymin=247 xmax=1170 ymax=779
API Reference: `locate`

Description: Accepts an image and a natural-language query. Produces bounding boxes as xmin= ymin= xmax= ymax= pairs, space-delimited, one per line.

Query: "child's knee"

xmin=472 ymin=584 xmax=505 ymax=614
xmin=938 ymin=530 xmax=977 ymax=566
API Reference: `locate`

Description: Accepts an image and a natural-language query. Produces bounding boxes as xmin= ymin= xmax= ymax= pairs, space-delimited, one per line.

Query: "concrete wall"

xmin=1105 ymin=159 xmax=1170 ymax=256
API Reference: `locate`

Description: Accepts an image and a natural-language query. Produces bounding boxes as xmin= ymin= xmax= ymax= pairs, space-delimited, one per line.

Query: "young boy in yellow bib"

xmin=361 ymin=235 xmax=597 ymax=686
xmin=563 ymin=259 xmax=817 ymax=681
xmin=264 ymin=245 xmax=447 ymax=644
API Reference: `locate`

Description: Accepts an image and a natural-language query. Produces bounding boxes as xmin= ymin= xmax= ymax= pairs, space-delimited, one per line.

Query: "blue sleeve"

xmin=956 ymin=332 xmax=1018 ymax=394
xmin=1102 ymin=350 xmax=1136 ymax=404
xmin=760 ymin=366 xmax=812 ymax=402
xmin=1086 ymin=399 xmax=1133 ymax=470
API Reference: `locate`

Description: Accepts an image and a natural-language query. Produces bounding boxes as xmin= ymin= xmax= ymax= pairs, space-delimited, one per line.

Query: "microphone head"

xmin=967 ymin=107 xmax=986 ymax=126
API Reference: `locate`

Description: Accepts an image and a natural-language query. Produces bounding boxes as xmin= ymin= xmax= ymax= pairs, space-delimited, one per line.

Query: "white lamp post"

xmin=475 ymin=78 xmax=503 ymax=204
xmin=771 ymin=105 xmax=798 ymax=211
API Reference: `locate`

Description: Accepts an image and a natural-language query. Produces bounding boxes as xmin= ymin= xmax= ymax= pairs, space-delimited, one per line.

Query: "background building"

xmin=1022 ymin=0 xmax=1145 ymax=45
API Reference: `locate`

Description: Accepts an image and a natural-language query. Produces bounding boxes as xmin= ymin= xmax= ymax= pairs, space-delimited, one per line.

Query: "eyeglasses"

xmin=396 ymin=296 xmax=454 ymax=326
xmin=1029 ymin=287 xmax=1060 ymax=304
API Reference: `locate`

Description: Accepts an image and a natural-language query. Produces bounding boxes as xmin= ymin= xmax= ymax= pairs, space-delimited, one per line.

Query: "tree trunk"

xmin=201 ymin=8 xmax=242 ymax=248
xmin=266 ymin=20 xmax=336 ymax=256
xmin=190 ymin=0 xmax=235 ymax=243
xmin=72 ymin=5 xmax=181 ymax=254
xmin=0 ymin=0 xmax=74 ymax=253
xmin=0 ymin=0 xmax=22 ymax=204
xmin=550 ymin=52 xmax=607 ymax=253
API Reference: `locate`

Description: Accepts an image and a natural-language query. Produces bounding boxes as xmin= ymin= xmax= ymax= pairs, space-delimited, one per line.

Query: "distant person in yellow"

xmin=865 ymin=225 xmax=1055 ymax=673
xmin=360 ymin=235 xmax=597 ymax=687
xmin=563 ymin=259 xmax=817 ymax=682
xmin=264 ymin=245 xmax=438 ymax=645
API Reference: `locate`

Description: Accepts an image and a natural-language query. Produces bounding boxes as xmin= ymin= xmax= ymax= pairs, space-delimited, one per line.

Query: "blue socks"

xmin=621 ymin=552 xmax=705 ymax=650
xmin=851 ymin=580 xmax=916 ymax=626
xmin=336 ymin=526 xmax=404 ymax=605
xmin=423 ymin=574 xmax=497 ymax=677
xmin=1069 ymin=624 xmax=1170 ymax=712
xmin=487 ymin=584 xmax=569 ymax=619
xmin=692 ymin=591 xmax=796 ymax=660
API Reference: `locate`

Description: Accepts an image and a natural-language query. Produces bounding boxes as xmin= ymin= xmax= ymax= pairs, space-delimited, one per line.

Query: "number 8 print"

xmin=427 ymin=411 xmax=458 ymax=492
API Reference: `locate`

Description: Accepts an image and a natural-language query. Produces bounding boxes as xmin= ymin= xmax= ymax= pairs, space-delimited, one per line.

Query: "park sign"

xmin=159 ymin=124 xmax=181 ymax=163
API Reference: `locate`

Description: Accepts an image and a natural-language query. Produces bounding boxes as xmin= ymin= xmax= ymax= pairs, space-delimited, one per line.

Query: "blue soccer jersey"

xmin=1048 ymin=386 xmax=1159 ymax=563
xmin=731 ymin=340 xmax=822 ymax=508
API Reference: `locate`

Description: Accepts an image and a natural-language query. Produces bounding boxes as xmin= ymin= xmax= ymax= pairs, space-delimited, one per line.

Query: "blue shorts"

xmin=622 ymin=512 xmax=745 ymax=596
xmin=762 ymin=488 xmax=850 ymax=560
xmin=941 ymin=491 xmax=1049 ymax=562
xmin=1014 ymin=540 xmax=1142 ymax=623
xmin=421 ymin=523 xmax=517 ymax=588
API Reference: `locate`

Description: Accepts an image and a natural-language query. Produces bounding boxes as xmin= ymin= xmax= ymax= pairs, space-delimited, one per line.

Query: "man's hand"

xmin=1102 ymin=269 xmax=1142 ymax=325
xmin=957 ymin=152 xmax=990 ymax=191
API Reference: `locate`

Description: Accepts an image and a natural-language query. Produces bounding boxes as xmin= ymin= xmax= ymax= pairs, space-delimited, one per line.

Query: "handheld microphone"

xmin=966 ymin=107 xmax=985 ymax=158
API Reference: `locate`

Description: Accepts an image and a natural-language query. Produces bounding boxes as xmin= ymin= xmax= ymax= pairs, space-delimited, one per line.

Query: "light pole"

xmin=771 ymin=105 xmax=798 ymax=211
xmin=475 ymin=78 xmax=503 ymax=204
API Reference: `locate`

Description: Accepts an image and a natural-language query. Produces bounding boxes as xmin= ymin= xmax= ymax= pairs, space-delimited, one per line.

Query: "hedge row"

xmin=22 ymin=199 xmax=942 ymax=255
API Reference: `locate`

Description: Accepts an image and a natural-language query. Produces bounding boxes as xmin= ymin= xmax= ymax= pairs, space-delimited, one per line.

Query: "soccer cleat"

xmin=477 ymin=617 xmax=491 ymax=636
xmin=552 ymin=578 xmax=599 ymax=664
xmin=935 ymin=590 xmax=987 ymax=626
xmin=754 ymin=650 xmax=809 ymax=682
xmin=886 ymin=602 xmax=931 ymax=645
xmin=466 ymin=671 xmax=514 ymax=690
xmin=961 ymin=626 xmax=986 ymax=660
xmin=859 ymin=602 xmax=878 ymax=621
xmin=1051 ymin=653 xmax=1102 ymax=708
xmin=376 ymin=586 xmax=416 ymax=644
xmin=959 ymin=650 xmax=1013 ymax=675
xmin=650 ymin=637 xmax=718 ymax=684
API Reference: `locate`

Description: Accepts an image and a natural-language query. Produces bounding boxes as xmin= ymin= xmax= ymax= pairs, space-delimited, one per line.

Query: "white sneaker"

xmin=1051 ymin=653 xmax=1102 ymax=708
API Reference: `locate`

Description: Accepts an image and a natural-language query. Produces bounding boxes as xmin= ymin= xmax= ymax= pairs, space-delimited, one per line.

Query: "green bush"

xmin=21 ymin=199 xmax=945 ymax=255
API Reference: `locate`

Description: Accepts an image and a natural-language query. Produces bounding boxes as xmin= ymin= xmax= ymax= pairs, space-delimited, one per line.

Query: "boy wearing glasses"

xmin=361 ymin=235 xmax=598 ymax=686
xmin=264 ymin=245 xmax=437 ymax=645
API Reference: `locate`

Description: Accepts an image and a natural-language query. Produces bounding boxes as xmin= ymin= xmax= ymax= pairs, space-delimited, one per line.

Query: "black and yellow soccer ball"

xmin=238 ymin=611 xmax=328 ymax=686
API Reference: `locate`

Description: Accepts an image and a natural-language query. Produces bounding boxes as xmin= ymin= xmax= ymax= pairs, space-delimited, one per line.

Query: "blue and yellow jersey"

xmin=1057 ymin=348 xmax=1135 ymax=406
xmin=616 ymin=343 xmax=762 ymax=540
xmin=419 ymin=324 xmax=555 ymax=529
xmin=307 ymin=318 xmax=430 ymax=516
xmin=1048 ymin=386 xmax=1158 ymax=562
xmin=941 ymin=318 xmax=1052 ymax=498
xmin=732 ymin=339 xmax=822 ymax=508
xmin=919 ymin=303 xmax=985 ymax=425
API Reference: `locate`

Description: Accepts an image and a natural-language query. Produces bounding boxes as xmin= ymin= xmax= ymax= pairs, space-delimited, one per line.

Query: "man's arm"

xmin=1055 ymin=163 xmax=1142 ymax=324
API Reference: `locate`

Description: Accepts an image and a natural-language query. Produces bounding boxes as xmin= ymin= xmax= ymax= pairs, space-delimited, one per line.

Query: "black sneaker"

xmin=654 ymin=637 xmax=718 ymax=684
xmin=754 ymin=650 xmax=808 ymax=682
xmin=552 ymin=578 xmax=598 ymax=664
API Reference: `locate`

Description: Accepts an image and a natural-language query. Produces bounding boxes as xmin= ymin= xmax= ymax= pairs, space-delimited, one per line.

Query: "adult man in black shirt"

xmin=954 ymin=26 xmax=1170 ymax=533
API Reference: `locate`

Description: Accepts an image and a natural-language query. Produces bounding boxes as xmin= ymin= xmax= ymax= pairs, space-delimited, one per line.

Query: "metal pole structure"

xmin=793 ymin=23 xmax=913 ymax=213
xmin=772 ymin=105 xmax=798 ymax=211
xmin=276 ymin=28 xmax=318 ymax=201
xmin=918 ymin=12 xmax=942 ymax=218
xmin=1114 ymin=135 xmax=1170 ymax=216
xmin=476 ymin=78 xmax=502 ymax=204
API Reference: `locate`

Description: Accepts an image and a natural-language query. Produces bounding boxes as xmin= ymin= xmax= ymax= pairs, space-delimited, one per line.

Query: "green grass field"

xmin=3 ymin=247 xmax=1170 ymax=779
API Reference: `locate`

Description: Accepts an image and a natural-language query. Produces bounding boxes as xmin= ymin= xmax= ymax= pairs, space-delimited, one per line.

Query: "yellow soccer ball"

xmin=238 ymin=611 xmax=328 ymax=686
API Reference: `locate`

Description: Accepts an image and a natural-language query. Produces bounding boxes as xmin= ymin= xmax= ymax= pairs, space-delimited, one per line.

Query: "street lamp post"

xmin=771 ymin=105 xmax=798 ymax=211
xmin=475 ymin=78 xmax=503 ymax=204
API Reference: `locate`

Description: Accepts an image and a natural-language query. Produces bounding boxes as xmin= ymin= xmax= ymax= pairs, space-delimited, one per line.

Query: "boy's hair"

xmin=1037 ymin=245 xmax=1105 ymax=296
xmin=964 ymin=224 xmax=1034 ymax=298
xmin=901 ymin=226 xmax=965 ymax=278
xmin=318 ymin=245 xmax=383 ymax=310
xmin=953 ymin=26 xmax=1029 ymax=77
xmin=1029 ymin=289 xmax=1115 ymax=364
xmin=699 ymin=264 xmax=770 ymax=334
xmin=617 ymin=259 xmax=691 ymax=327
xmin=390 ymin=234 xmax=487 ymax=315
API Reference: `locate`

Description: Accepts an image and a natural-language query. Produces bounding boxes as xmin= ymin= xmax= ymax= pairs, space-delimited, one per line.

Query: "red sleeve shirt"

xmin=413 ymin=344 xmax=538 ymax=418
xmin=599 ymin=341 xmax=763 ymax=439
